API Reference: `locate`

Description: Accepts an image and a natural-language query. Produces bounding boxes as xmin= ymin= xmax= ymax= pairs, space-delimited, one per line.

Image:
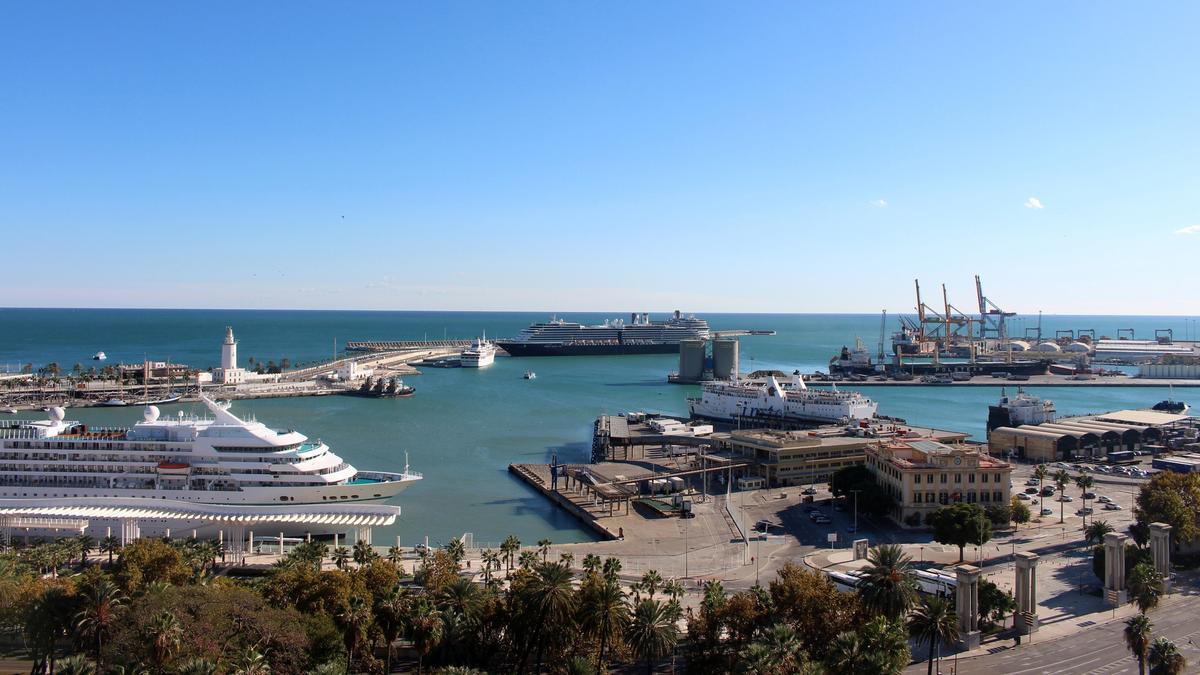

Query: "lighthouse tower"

xmin=221 ymin=326 xmax=238 ymax=370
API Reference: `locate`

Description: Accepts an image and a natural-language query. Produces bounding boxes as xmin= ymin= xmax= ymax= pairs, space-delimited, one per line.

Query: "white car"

xmin=1104 ymin=503 xmax=1123 ymax=511
xmin=1097 ymin=496 xmax=1112 ymax=504
xmin=1017 ymin=493 xmax=1032 ymax=501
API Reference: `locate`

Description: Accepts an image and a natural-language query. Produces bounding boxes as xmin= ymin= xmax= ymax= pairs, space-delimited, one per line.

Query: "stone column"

xmin=1104 ymin=531 xmax=1129 ymax=605
xmin=955 ymin=564 xmax=982 ymax=649
xmin=1150 ymin=522 xmax=1172 ymax=593
xmin=1014 ymin=552 xmax=1039 ymax=634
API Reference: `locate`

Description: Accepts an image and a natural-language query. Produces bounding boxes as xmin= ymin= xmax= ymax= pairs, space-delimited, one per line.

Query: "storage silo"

xmin=679 ymin=340 xmax=706 ymax=382
xmin=712 ymin=338 xmax=739 ymax=380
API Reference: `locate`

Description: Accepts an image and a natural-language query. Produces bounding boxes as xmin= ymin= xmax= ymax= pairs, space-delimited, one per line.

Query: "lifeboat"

xmin=156 ymin=461 xmax=191 ymax=474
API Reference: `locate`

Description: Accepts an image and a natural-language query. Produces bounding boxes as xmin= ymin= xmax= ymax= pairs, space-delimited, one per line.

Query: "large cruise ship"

xmin=689 ymin=372 xmax=879 ymax=424
xmin=0 ymin=397 xmax=420 ymax=504
xmin=460 ymin=335 xmax=497 ymax=368
xmin=498 ymin=311 xmax=710 ymax=356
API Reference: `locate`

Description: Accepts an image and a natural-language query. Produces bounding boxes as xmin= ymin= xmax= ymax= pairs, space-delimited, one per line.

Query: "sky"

xmin=1 ymin=3 xmax=1198 ymax=315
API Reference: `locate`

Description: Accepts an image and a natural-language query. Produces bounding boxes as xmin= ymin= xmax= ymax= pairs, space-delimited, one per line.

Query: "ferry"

xmin=688 ymin=372 xmax=878 ymax=424
xmin=498 ymin=311 xmax=710 ymax=356
xmin=460 ymin=335 xmax=497 ymax=368
xmin=0 ymin=397 xmax=421 ymax=504
xmin=986 ymin=388 xmax=1056 ymax=432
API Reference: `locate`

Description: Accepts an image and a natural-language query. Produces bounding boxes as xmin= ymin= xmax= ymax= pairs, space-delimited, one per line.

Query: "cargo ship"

xmin=497 ymin=311 xmax=710 ymax=356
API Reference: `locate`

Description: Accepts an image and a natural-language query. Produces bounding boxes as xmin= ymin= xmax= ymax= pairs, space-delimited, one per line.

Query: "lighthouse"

xmin=221 ymin=326 xmax=238 ymax=370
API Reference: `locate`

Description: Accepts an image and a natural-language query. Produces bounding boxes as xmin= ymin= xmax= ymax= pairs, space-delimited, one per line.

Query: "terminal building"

xmin=987 ymin=400 xmax=1183 ymax=462
xmin=867 ymin=440 xmax=1013 ymax=527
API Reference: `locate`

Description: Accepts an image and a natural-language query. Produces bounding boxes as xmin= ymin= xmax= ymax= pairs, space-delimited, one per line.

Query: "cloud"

xmin=1175 ymin=224 xmax=1200 ymax=235
xmin=1024 ymin=197 xmax=1044 ymax=209
xmin=870 ymin=199 xmax=888 ymax=208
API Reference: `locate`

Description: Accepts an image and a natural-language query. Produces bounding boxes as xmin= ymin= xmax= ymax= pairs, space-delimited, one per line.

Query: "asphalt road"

xmin=941 ymin=599 xmax=1200 ymax=675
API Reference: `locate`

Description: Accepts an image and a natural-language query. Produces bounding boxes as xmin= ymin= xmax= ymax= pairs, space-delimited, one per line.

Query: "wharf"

xmin=508 ymin=463 xmax=622 ymax=540
xmin=822 ymin=374 xmax=1200 ymax=387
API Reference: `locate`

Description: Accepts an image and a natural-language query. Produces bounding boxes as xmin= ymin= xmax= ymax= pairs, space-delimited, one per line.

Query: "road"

xmin=940 ymin=599 xmax=1200 ymax=674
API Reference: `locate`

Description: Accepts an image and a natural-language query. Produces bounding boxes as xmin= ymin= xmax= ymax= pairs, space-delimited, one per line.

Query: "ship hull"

xmin=498 ymin=342 xmax=681 ymax=356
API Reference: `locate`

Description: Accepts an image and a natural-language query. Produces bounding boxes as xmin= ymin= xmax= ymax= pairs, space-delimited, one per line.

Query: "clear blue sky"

xmin=2 ymin=3 xmax=1197 ymax=314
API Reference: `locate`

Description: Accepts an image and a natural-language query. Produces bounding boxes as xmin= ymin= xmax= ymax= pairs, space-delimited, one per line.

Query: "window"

xmin=939 ymin=492 xmax=949 ymax=505
xmin=914 ymin=492 xmax=922 ymax=503
xmin=927 ymin=492 xmax=935 ymax=503
xmin=968 ymin=474 xmax=975 ymax=483
xmin=940 ymin=473 xmax=947 ymax=484
xmin=927 ymin=473 xmax=934 ymax=483
xmin=914 ymin=474 xmax=921 ymax=484
xmin=994 ymin=491 xmax=1003 ymax=502
xmin=995 ymin=474 xmax=1002 ymax=483
xmin=955 ymin=473 xmax=962 ymax=483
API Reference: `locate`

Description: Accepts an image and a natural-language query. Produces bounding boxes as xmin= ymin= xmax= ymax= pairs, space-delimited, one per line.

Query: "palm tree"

xmin=337 ymin=595 xmax=372 ymax=672
xmin=1033 ymin=464 xmax=1048 ymax=515
xmin=446 ymin=536 xmax=467 ymax=567
xmin=537 ymin=538 xmax=552 ymax=563
xmin=332 ymin=545 xmax=351 ymax=570
xmin=75 ymin=579 xmax=127 ymax=672
xmin=481 ymin=549 xmax=500 ymax=583
xmin=176 ymin=658 xmax=218 ymax=675
xmin=639 ymin=569 xmax=664 ymax=600
xmin=1075 ymin=474 xmax=1095 ymax=525
xmin=406 ymin=596 xmax=443 ymax=675
xmin=523 ymin=562 xmax=579 ymax=672
xmin=858 ymin=615 xmax=910 ymax=674
xmin=387 ymin=544 xmax=405 ymax=566
xmin=663 ymin=578 xmax=685 ymax=603
xmin=1085 ymin=520 xmax=1115 ymax=546
xmin=1054 ymin=469 xmax=1071 ymax=524
xmin=580 ymin=577 xmax=630 ymax=671
xmin=626 ymin=598 xmax=678 ymax=674
xmin=857 ymin=544 xmax=918 ymax=621
xmin=501 ymin=535 xmax=520 ymax=573
xmin=374 ymin=585 xmax=409 ymax=674
xmin=825 ymin=631 xmax=868 ymax=672
xmin=231 ymin=649 xmax=271 ymax=675
xmin=1148 ymin=637 xmax=1187 ymax=674
xmin=149 ymin=610 xmax=183 ymax=673
xmin=518 ymin=550 xmax=539 ymax=570
xmin=582 ymin=553 xmax=602 ymax=576
xmin=1124 ymin=613 xmax=1153 ymax=675
xmin=908 ymin=595 xmax=959 ymax=675
xmin=54 ymin=655 xmax=96 ymax=675
xmin=76 ymin=534 xmax=96 ymax=565
xmin=1128 ymin=562 xmax=1164 ymax=614
xmin=352 ymin=540 xmax=375 ymax=567
xmin=99 ymin=535 xmax=121 ymax=565
xmin=745 ymin=623 xmax=802 ymax=674
xmin=559 ymin=551 xmax=575 ymax=568
xmin=602 ymin=556 xmax=623 ymax=581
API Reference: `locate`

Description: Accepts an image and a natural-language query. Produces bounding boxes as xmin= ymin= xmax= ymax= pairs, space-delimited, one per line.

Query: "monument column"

xmin=1150 ymin=522 xmax=1172 ymax=593
xmin=955 ymin=564 xmax=982 ymax=649
xmin=1014 ymin=551 xmax=1039 ymax=634
xmin=1104 ymin=531 xmax=1129 ymax=606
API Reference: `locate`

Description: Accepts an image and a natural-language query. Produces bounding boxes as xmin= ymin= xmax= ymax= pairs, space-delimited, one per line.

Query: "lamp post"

xmin=850 ymin=489 xmax=861 ymax=532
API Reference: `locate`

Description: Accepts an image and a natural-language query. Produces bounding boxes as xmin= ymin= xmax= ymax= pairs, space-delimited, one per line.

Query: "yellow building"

xmin=866 ymin=440 xmax=1013 ymax=527
xmin=715 ymin=429 xmax=872 ymax=487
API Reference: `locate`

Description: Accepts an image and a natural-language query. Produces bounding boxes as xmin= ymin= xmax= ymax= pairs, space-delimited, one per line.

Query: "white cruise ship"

xmin=498 ymin=310 xmax=710 ymax=356
xmin=460 ymin=335 xmax=497 ymax=368
xmin=0 ymin=397 xmax=420 ymax=504
xmin=689 ymin=372 xmax=878 ymax=424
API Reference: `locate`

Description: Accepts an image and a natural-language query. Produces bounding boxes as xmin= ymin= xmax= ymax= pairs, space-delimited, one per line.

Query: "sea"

xmin=1 ymin=309 xmax=1194 ymax=547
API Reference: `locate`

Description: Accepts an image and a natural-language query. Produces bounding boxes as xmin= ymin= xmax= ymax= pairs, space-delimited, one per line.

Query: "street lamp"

xmin=850 ymin=489 xmax=862 ymax=532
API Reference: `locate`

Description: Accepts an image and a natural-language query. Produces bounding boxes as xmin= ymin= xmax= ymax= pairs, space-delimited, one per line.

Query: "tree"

xmin=638 ymin=569 xmax=664 ymax=600
xmin=331 ymin=546 xmax=351 ymax=570
xmin=559 ymin=551 xmax=575 ymax=568
xmin=537 ymin=538 xmax=552 ymax=563
xmin=99 ymin=535 xmax=122 ymax=566
xmin=1085 ymin=520 xmax=1115 ymax=546
xmin=77 ymin=534 xmax=96 ymax=564
xmin=579 ymin=577 xmax=629 ymax=671
xmin=1148 ymin=637 xmax=1187 ymax=675
xmin=1034 ymin=464 xmax=1049 ymax=516
xmin=767 ymin=562 xmax=862 ymax=661
xmin=602 ymin=556 xmax=623 ymax=581
xmin=500 ymin=535 xmax=520 ymax=574
xmin=929 ymin=503 xmax=992 ymax=562
xmin=1054 ymin=469 xmax=1071 ymax=524
xmin=446 ymin=537 xmax=467 ymax=567
xmin=825 ymin=631 xmax=868 ymax=673
xmin=582 ymin=553 xmax=602 ymax=576
xmin=352 ymin=540 xmax=376 ymax=567
xmin=54 ymin=655 xmax=95 ymax=675
xmin=977 ymin=579 xmax=1015 ymax=629
xmin=856 ymin=615 xmax=910 ymax=674
xmin=626 ymin=598 xmax=678 ymax=674
xmin=374 ymin=586 xmax=408 ymax=674
xmin=521 ymin=562 xmax=578 ymax=673
xmin=149 ymin=610 xmax=183 ymax=673
xmin=387 ymin=545 xmax=405 ymax=567
xmin=1125 ymin=613 xmax=1153 ymax=675
xmin=908 ymin=595 xmax=959 ymax=675
xmin=337 ymin=595 xmax=371 ymax=673
xmin=480 ymin=549 xmax=500 ymax=584
xmin=1076 ymin=474 xmax=1095 ymax=525
xmin=1127 ymin=561 xmax=1164 ymax=614
xmin=1134 ymin=472 xmax=1200 ymax=544
xmin=985 ymin=502 xmax=1012 ymax=526
xmin=1010 ymin=497 xmax=1031 ymax=525
xmin=857 ymin=544 xmax=918 ymax=621
xmin=75 ymin=579 xmax=127 ymax=672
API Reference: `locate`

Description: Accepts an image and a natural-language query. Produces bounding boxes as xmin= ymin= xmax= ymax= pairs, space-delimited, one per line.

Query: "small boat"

xmin=92 ymin=351 xmax=107 ymax=361
xmin=0 ymin=405 xmax=16 ymax=414
xmin=134 ymin=394 xmax=182 ymax=406
xmin=100 ymin=398 xmax=128 ymax=407
xmin=523 ymin=371 xmax=537 ymax=380
xmin=1152 ymin=399 xmax=1189 ymax=414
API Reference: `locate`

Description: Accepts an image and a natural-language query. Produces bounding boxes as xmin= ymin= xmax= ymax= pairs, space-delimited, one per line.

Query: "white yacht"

xmin=92 ymin=352 xmax=107 ymax=361
xmin=0 ymin=397 xmax=421 ymax=504
xmin=460 ymin=334 xmax=497 ymax=368
xmin=689 ymin=372 xmax=878 ymax=424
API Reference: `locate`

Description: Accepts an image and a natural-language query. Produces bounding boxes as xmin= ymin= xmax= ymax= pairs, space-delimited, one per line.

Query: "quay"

xmin=820 ymin=374 xmax=1200 ymax=387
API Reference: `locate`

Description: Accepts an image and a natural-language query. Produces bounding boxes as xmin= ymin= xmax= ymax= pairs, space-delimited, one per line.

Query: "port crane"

xmin=975 ymin=275 xmax=1015 ymax=342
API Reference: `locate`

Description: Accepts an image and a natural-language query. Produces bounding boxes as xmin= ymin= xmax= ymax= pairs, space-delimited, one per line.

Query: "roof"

xmin=1096 ymin=410 xmax=1189 ymax=426
xmin=0 ymin=498 xmax=401 ymax=527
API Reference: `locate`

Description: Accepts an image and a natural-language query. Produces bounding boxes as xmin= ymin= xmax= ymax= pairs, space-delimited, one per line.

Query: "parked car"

xmin=1097 ymin=496 xmax=1112 ymax=503
xmin=1017 ymin=493 xmax=1032 ymax=501
xmin=1041 ymin=508 xmax=1054 ymax=516
xmin=1077 ymin=507 xmax=1094 ymax=516
xmin=1058 ymin=495 xmax=1074 ymax=502
xmin=1025 ymin=487 xmax=1039 ymax=495
xmin=802 ymin=487 xmax=818 ymax=495
xmin=1041 ymin=487 xmax=1057 ymax=496
xmin=1083 ymin=492 xmax=1097 ymax=500
xmin=1026 ymin=478 xmax=1041 ymax=486
xmin=1104 ymin=503 xmax=1123 ymax=511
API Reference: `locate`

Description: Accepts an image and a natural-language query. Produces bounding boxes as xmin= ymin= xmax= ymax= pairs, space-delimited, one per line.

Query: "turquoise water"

xmin=1 ymin=309 xmax=1193 ymax=546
